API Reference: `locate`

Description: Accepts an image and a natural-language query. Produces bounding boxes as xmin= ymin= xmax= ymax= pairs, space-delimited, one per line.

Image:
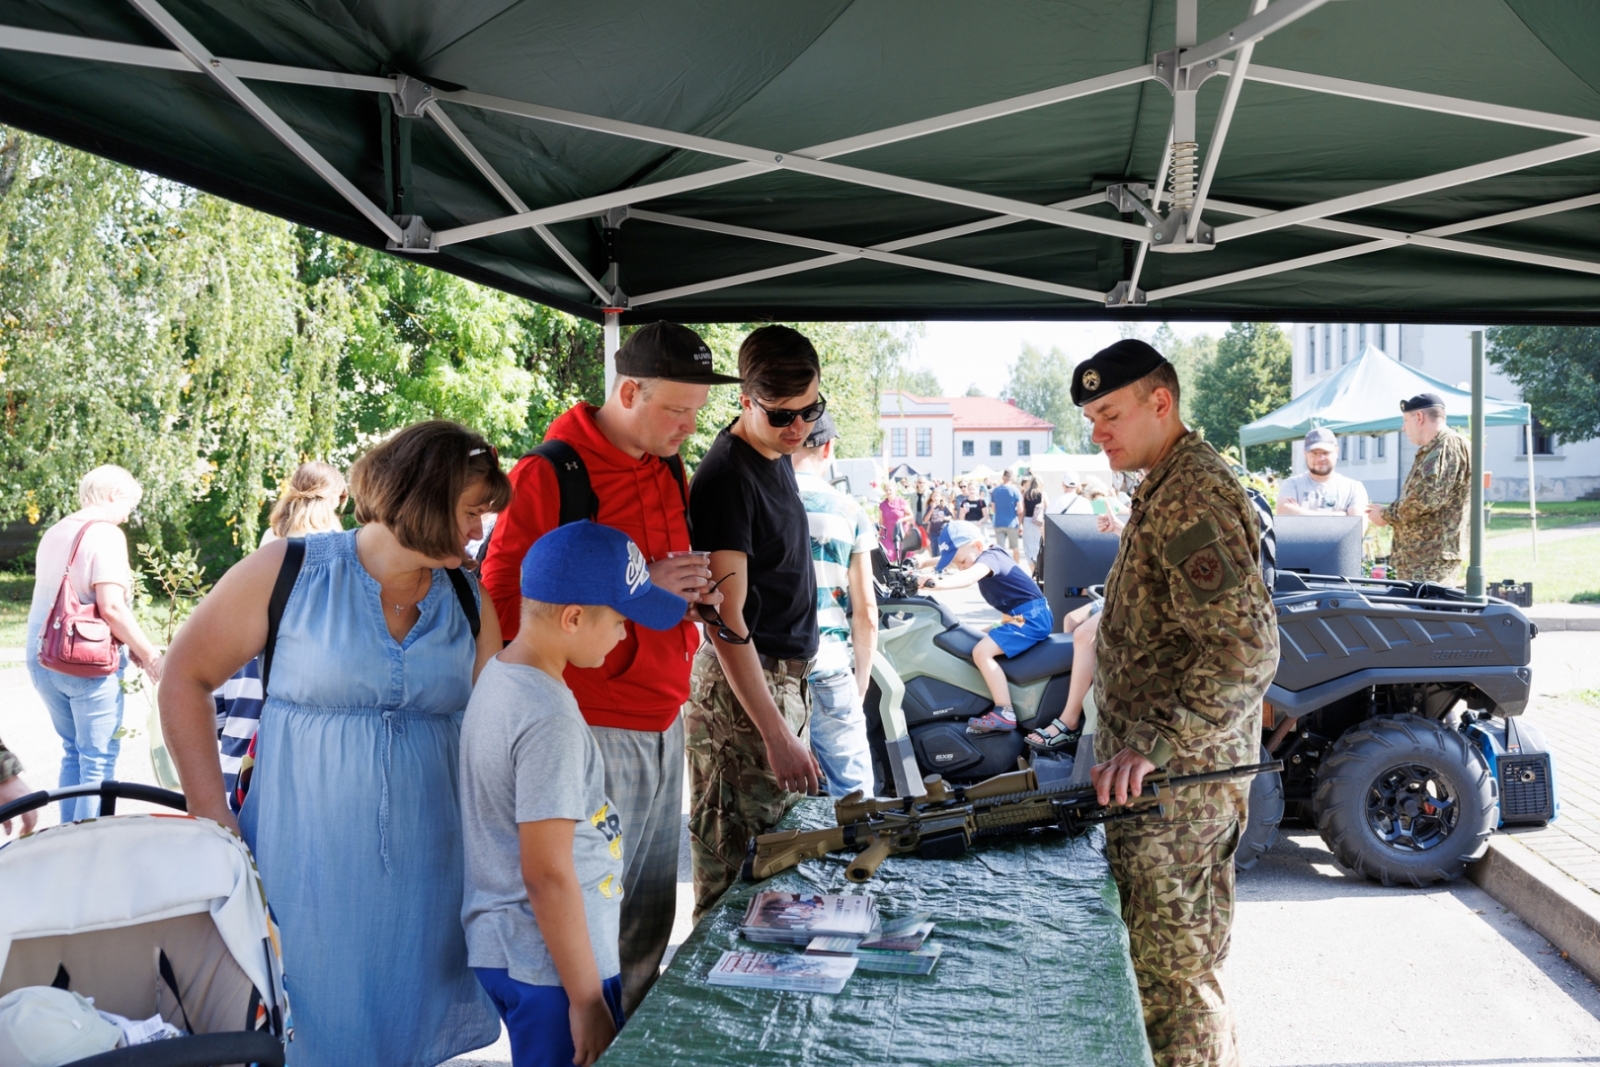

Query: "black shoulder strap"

xmin=261 ymin=538 xmax=306 ymax=697
xmin=664 ymin=453 xmax=690 ymax=530
xmin=528 ymin=439 xmax=597 ymax=526
xmin=446 ymin=568 xmax=481 ymax=638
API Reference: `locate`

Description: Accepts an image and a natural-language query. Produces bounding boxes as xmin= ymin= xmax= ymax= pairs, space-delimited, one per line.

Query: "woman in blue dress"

xmin=160 ymin=421 xmax=510 ymax=1066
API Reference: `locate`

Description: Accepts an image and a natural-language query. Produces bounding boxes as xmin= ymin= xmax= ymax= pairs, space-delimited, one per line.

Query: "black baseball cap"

xmin=1071 ymin=339 xmax=1169 ymax=406
xmin=615 ymin=322 xmax=742 ymax=385
xmin=803 ymin=412 xmax=839 ymax=448
xmin=1400 ymin=392 xmax=1445 ymax=413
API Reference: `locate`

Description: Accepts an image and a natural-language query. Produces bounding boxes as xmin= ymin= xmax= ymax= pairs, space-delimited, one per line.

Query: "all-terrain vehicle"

xmin=863 ymin=556 xmax=1556 ymax=887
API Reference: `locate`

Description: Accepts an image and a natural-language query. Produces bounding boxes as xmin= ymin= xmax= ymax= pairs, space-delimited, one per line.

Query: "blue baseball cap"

xmin=935 ymin=520 xmax=983 ymax=571
xmin=520 ymin=521 xmax=688 ymax=630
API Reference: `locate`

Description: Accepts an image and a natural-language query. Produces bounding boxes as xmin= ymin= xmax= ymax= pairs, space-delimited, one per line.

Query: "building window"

xmin=1338 ymin=435 xmax=1348 ymax=461
xmin=1358 ymin=436 xmax=1367 ymax=461
xmin=1323 ymin=325 xmax=1332 ymax=370
xmin=989 ymin=440 xmax=1003 ymax=457
xmin=1340 ymin=324 xmax=1349 ymax=364
xmin=1376 ymin=434 xmax=1386 ymax=459
xmin=1017 ymin=440 xmax=1031 ymax=457
xmin=915 ymin=427 xmax=932 ymax=457
xmin=1524 ymin=416 xmax=1557 ymax=455
xmin=890 ymin=427 xmax=906 ymax=457
xmin=962 ymin=440 xmax=975 ymax=457
xmin=1307 ymin=328 xmax=1317 ymax=375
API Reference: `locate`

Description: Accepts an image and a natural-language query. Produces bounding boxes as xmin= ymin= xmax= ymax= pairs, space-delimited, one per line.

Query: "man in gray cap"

xmin=1277 ymin=427 xmax=1369 ymax=527
xmin=1365 ymin=392 xmax=1471 ymax=584
xmin=789 ymin=412 xmax=877 ymax=797
xmin=1071 ymin=338 xmax=1278 ymax=1067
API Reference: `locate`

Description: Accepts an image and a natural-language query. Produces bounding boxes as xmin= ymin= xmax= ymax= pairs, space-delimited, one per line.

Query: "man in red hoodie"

xmin=480 ymin=321 xmax=740 ymax=1014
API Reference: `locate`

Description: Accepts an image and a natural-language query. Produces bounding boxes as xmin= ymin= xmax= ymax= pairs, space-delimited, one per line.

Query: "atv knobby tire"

xmin=1236 ymin=745 xmax=1283 ymax=872
xmin=1314 ymin=715 xmax=1496 ymax=887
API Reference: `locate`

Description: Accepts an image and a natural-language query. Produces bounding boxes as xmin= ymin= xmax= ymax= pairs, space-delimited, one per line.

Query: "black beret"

xmin=1071 ymin=339 xmax=1169 ymax=406
xmin=1399 ymin=392 xmax=1445 ymax=413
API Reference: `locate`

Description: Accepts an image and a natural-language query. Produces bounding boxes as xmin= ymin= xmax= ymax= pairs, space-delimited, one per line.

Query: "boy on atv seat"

xmin=918 ymin=521 xmax=1054 ymax=736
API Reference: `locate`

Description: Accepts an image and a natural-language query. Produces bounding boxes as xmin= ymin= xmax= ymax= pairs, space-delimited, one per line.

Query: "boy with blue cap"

xmin=918 ymin=520 xmax=1053 ymax=734
xmin=459 ymin=521 xmax=687 ymax=1067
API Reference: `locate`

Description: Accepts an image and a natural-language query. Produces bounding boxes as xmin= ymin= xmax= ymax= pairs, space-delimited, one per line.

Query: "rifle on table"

xmin=741 ymin=761 xmax=1282 ymax=883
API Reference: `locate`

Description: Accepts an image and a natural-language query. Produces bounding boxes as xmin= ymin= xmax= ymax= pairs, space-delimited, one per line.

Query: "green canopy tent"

xmin=5 ymin=0 xmax=1598 ymax=594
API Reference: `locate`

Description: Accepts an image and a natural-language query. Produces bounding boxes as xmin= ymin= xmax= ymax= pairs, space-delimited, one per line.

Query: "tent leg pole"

xmin=1239 ymin=443 xmax=1247 ymax=474
xmin=1467 ymin=330 xmax=1486 ymax=601
xmin=1526 ymin=420 xmax=1538 ymax=563
xmin=603 ymin=311 xmax=620 ymax=397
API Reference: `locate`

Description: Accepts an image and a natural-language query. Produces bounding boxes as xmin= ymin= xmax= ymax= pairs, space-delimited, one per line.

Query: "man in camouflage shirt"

xmin=1366 ymin=393 xmax=1471 ymax=585
xmin=1073 ymin=340 xmax=1278 ymax=1067
xmin=0 ymin=735 xmax=38 ymax=836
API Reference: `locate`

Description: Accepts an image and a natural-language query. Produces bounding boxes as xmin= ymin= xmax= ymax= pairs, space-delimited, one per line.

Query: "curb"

xmin=1469 ymin=834 xmax=1600 ymax=981
xmin=1526 ymin=615 xmax=1600 ymax=632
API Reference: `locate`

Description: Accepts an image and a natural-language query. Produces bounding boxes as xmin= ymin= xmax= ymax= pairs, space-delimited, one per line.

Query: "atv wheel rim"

xmin=1365 ymin=762 xmax=1458 ymax=853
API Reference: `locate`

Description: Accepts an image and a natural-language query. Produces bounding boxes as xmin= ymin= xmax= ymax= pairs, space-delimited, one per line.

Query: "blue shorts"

xmin=990 ymin=597 xmax=1054 ymax=658
xmin=473 ymin=968 xmax=625 ymax=1067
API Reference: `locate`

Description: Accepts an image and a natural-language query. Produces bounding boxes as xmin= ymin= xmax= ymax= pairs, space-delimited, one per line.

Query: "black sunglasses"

xmin=752 ymin=394 xmax=827 ymax=428
xmin=695 ymin=573 xmax=753 ymax=645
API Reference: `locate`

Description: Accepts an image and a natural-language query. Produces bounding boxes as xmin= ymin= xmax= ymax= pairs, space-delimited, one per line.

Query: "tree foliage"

xmin=1002 ymin=343 xmax=1087 ymax=452
xmin=895 ymin=366 xmax=943 ymax=397
xmin=1190 ymin=322 xmax=1293 ymax=473
xmin=1485 ymin=326 xmax=1600 ymax=443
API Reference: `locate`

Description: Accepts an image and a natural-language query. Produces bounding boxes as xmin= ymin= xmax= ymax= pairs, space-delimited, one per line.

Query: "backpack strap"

xmin=260 ymin=539 xmax=306 ymax=697
xmin=527 ymin=440 xmax=597 ymax=526
xmin=664 ymin=453 xmax=691 ymax=532
xmin=446 ymin=568 xmax=481 ymax=638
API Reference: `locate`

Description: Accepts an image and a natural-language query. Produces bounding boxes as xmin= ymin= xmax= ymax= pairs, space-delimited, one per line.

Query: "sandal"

xmin=1025 ymin=717 xmax=1082 ymax=753
xmin=966 ymin=707 xmax=1018 ymax=735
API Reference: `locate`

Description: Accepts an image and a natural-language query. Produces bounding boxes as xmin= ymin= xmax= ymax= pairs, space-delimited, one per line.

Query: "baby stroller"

xmin=0 ymin=782 xmax=287 ymax=1066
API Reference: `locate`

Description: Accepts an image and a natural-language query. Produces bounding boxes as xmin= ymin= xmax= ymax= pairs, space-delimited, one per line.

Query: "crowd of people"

xmin=2 ymin=320 xmax=1476 ymax=1067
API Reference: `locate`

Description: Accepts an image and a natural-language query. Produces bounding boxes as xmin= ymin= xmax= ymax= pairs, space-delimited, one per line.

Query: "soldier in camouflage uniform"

xmin=1073 ymin=340 xmax=1279 ymax=1067
xmin=0 ymin=735 xmax=39 ymax=836
xmin=1366 ymin=393 xmax=1472 ymax=586
xmin=686 ymin=326 xmax=825 ymax=918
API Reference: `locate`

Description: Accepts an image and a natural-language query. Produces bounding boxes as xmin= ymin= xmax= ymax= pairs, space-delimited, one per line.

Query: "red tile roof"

xmin=943 ymin=396 xmax=1054 ymax=431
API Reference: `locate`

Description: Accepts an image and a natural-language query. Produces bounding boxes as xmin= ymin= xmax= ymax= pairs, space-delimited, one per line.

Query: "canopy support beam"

xmin=1467 ymin=331 xmax=1486 ymax=601
xmin=1188 ymin=0 xmax=1269 ymax=240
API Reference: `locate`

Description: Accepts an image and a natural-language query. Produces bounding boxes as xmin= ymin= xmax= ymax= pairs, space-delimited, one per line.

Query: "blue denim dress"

xmin=239 ymin=530 xmax=498 ymax=1066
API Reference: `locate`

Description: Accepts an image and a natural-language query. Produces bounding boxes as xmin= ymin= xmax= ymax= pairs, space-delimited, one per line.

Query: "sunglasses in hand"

xmin=752 ymin=394 xmax=827 ymax=428
xmin=695 ymin=573 xmax=753 ymax=645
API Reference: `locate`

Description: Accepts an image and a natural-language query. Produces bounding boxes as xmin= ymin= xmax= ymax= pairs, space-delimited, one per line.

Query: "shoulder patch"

xmin=1162 ymin=516 xmax=1221 ymax=568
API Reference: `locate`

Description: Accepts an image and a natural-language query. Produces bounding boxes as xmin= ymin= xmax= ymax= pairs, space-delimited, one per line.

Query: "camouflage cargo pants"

xmin=1106 ymin=783 xmax=1247 ymax=1067
xmin=686 ymin=648 xmax=811 ymax=918
xmin=1391 ymin=553 xmax=1463 ymax=586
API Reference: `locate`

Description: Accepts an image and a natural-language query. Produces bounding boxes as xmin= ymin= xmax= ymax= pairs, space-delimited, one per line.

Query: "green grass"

xmin=0 ymin=568 xmax=182 ymax=651
xmin=1486 ymin=499 xmax=1600 ymax=537
xmin=1574 ymin=689 xmax=1600 ymax=708
xmin=1483 ymin=527 xmax=1600 ymax=603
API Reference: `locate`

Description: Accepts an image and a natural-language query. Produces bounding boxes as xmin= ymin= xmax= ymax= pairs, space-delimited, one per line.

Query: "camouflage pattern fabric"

xmin=686 ymin=648 xmax=811 ymax=918
xmin=1385 ymin=426 xmax=1471 ymax=585
xmin=0 ymin=736 xmax=20 ymax=785
xmin=1094 ymin=430 xmax=1278 ymax=1067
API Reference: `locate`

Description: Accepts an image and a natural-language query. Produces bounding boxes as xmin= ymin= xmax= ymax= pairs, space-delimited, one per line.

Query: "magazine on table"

xmin=739 ymin=891 xmax=878 ymax=945
xmin=706 ymin=950 xmax=858 ymax=993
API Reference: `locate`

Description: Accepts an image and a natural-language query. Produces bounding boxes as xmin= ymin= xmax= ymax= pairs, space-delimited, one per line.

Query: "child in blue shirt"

xmin=460 ymin=522 xmax=687 ymax=1067
xmin=919 ymin=520 xmax=1054 ymax=735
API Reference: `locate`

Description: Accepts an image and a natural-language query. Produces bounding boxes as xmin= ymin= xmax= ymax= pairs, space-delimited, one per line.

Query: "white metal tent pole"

xmin=1526 ymin=421 xmax=1539 ymax=562
xmin=1467 ymin=330 xmax=1486 ymax=601
xmin=603 ymin=313 xmax=621 ymax=397
xmin=1187 ymin=0 xmax=1269 ymax=241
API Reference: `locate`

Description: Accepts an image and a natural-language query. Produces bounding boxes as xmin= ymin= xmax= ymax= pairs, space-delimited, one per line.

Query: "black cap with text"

xmin=1071 ymin=339 xmax=1169 ymax=406
xmin=1399 ymin=392 xmax=1445 ymax=413
xmin=615 ymin=321 xmax=743 ymax=385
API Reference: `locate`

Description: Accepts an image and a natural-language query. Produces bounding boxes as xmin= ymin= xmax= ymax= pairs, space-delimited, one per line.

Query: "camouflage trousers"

xmin=1391 ymin=553 xmax=1463 ymax=586
xmin=686 ymin=648 xmax=811 ymax=919
xmin=1106 ymin=783 xmax=1247 ymax=1067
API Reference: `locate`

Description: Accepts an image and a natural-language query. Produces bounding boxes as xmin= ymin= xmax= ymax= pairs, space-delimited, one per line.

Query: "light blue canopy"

xmin=1240 ymin=344 xmax=1530 ymax=447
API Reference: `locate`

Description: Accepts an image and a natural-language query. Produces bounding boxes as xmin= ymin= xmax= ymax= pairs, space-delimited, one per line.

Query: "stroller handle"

xmin=0 ymin=780 xmax=188 ymax=825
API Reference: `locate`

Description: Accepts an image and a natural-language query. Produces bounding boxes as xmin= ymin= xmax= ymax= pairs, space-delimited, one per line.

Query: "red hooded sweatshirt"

xmin=480 ymin=403 xmax=700 ymax=731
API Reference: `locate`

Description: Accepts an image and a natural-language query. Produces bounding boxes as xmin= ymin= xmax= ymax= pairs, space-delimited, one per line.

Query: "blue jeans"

xmin=474 ymin=968 xmax=624 ymax=1067
xmin=25 ymin=622 xmax=127 ymax=822
xmin=807 ymin=667 xmax=874 ymax=798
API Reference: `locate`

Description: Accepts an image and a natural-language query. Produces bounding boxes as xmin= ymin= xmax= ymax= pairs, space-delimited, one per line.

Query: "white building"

xmin=1290 ymin=324 xmax=1600 ymax=503
xmin=879 ymin=392 xmax=1054 ymax=481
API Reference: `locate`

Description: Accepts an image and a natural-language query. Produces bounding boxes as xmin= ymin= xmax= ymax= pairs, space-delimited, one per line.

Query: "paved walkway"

xmin=1512 ymin=630 xmax=1600 ymax=891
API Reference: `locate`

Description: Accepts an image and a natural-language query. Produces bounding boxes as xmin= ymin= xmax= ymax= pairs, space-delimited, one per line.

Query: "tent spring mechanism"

xmin=1168 ymin=141 xmax=1199 ymax=210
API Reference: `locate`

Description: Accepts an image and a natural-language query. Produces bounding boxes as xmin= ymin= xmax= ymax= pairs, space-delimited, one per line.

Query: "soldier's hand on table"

xmin=764 ymin=728 xmax=822 ymax=796
xmin=1364 ymin=503 xmax=1388 ymax=527
xmin=1091 ymin=748 xmax=1157 ymax=807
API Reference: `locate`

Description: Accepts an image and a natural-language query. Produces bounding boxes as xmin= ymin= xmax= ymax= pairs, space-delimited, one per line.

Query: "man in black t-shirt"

xmin=686 ymin=325 xmax=824 ymax=916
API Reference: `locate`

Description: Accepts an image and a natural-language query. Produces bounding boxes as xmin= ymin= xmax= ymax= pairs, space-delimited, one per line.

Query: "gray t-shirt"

xmin=1278 ymin=471 xmax=1369 ymax=515
xmin=460 ymin=658 xmax=624 ymax=986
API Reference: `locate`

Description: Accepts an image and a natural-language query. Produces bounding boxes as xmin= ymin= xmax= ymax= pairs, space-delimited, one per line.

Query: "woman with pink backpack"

xmin=25 ymin=465 xmax=163 ymax=821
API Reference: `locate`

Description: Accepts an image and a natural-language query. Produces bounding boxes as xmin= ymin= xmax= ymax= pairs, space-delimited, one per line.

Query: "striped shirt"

xmin=795 ymin=471 xmax=877 ymax=673
xmin=213 ymin=658 xmax=264 ymax=812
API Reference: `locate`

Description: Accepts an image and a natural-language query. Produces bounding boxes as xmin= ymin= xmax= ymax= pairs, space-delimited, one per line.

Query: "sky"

xmin=906 ymin=320 xmax=1231 ymax=397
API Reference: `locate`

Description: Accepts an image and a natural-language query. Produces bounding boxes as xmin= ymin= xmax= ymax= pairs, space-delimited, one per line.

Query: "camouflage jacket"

xmin=0 ymin=736 xmax=19 ymax=785
xmin=1094 ymin=431 xmax=1279 ymax=774
xmin=1384 ymin=427 xmax=1470 ymax=566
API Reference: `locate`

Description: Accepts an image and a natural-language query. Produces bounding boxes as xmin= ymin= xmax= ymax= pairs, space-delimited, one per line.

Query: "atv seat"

xmin=932 ymin=625 xmax=1076 ymax=685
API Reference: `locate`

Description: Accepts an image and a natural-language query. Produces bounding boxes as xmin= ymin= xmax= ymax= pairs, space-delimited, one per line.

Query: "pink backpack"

xmin=37 ymin=521 xmax=122 ymax=677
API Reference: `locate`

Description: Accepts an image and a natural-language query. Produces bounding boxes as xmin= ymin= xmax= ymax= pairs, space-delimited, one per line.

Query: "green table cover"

xmin=604 ymin=798 xmax=1153 ymax=1067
